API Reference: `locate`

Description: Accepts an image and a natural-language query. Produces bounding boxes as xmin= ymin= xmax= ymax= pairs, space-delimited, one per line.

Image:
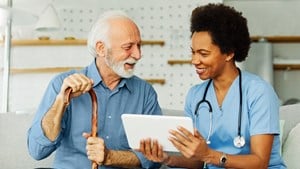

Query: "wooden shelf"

xmin=273 ymin=64 xmax=300 ymax=70
xmin=144 ymin=79 xmax=165 ymax=85
xmin=1 ymin=36 xmax=300 ymax=46
xmin=141 ymin=40 xmax=165 ymax=46
xmin=4 ymin=67 xmax=166 ymax=84
xmin=251 ymin=36 xmax=300 ymax=43
xmin=167 ymin=59 xmax=300 ymax=70
xmin=0 ymin=39 xmax=165 ymax=46
xmin=168 ymin=59 xmax=191 ymax=65
xmin=10 ymin=67 xmax=82 ymax=74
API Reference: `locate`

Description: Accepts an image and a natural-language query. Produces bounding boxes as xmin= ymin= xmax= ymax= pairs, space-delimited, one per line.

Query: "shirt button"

xmin=106 ymin=136 xmax=109 ymax=139
xmin=108 ymin=116 xmax=112 ymax=119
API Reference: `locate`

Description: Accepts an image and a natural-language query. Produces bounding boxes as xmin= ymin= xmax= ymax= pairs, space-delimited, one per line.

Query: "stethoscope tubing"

xmin=194 ymin=68 xmax=243 ymax=147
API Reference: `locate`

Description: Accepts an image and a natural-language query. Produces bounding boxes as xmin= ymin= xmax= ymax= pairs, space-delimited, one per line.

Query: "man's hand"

xmin=60 ymin=73 xmax=94 ymax=99
xmin=83 ymin=132 xmax=107 ymax=165
xmin=139 ymin=138 xmax=169 ymax=164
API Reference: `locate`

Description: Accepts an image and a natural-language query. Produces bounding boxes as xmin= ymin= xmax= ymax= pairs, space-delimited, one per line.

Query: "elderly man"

xmin=27 ymin=10 xmax=162 ymax=169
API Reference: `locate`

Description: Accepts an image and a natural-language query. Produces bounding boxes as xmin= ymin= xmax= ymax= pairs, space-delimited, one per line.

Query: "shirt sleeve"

xmin=184 ymin=86 xmax=195 ymax=118
xmin=247 ymin=80 xmax=280 ymax=136
xmin=184 ymin=84 xmax=205 ymax=121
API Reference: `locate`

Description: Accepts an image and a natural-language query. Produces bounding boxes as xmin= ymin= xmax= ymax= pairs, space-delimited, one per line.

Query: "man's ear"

xmin=95 ymin=41 xmax=105 ymax=57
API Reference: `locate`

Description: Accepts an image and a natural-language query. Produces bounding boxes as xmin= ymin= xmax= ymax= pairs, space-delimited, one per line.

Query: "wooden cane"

xmin=64 ymin=87 xmax=98 ymax=169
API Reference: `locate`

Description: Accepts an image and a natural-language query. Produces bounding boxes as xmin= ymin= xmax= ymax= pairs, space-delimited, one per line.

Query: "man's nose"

xmin=131 ymin=45 xmax=141 ymax=60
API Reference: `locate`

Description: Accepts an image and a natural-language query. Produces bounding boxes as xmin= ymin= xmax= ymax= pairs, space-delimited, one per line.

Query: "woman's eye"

xmin=200 ymin=52 xmax=209 ymax=57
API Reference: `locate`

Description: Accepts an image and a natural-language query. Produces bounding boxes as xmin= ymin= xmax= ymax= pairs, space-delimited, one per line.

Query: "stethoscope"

xmin=194 ymin=68 xmax=245 ymax=148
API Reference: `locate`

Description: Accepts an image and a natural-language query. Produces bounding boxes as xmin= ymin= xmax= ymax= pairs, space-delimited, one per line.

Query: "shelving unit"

xmin=252 ymin=36 xmax=300 ymax=70
xmin=166 ymin=36 xmax=300 ymax=70
xmin=251 ymin=36 xmax=300 ymax=43
xmin=0 ymin=39 xmax=166 ymax=85
xmin=167 ymin=59 xmax=191 ymax=65
xmin=167 ymin=59 xmax=300 ymax=71
xmin=273 ymin=64 xmax=300 ymax=70
xmin=0 ymin=39 xmax=165 ymax=46
xmin=8 ymin=67 xmax=165 ymax=85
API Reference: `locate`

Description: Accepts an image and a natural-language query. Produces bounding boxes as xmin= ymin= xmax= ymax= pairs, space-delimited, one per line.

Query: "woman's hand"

xmin=169 ymin=127 xmax=210 ymax=161
xmin=138 ymin=138 xmax=170 ymax=164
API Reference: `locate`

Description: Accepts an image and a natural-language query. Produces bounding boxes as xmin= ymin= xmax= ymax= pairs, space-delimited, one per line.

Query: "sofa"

xmin=0 ymin=103 xmax=299 ymax=169
xmin=0 ymin=113 xmax=54 ymax=169
xmin=279 ymin=103 xmax=300 ymax=169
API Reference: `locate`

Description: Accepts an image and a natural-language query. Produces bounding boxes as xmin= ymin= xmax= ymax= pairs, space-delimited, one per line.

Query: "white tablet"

xmin=121 ymin=114 xmax=193 ymax=152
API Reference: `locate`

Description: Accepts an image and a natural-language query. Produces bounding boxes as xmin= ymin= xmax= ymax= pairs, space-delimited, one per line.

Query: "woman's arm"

xmin=216 ymin=134 xmax=273 ymax=169
xmin=138 ymin=138 xmax=203 ymax=168
xmin=170 ymin=127 xmax=274 ymax=169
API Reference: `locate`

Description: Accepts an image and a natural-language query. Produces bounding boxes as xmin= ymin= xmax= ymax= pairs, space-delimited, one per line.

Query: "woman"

xmin=139 ymin=3 xmax=286 ymax=169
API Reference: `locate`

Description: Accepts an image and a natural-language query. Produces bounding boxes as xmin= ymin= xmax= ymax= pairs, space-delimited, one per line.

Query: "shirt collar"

xmin=121 ymin=78 xmax=134 ymax=93
xmin=86 ymin=59 xmax=102 ymax=88
xmin=86 ymin=59 xmax=133 ymax=93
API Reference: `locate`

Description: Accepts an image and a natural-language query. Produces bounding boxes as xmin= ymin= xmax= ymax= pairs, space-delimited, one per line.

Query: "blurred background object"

xmin=1 ymin=0 xmax=36 ymax=112
xmin=35 ymin=3 xmax=61 ymax=40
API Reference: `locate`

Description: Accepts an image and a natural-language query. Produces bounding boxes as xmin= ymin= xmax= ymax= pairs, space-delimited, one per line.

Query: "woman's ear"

xmin=95 ymin=41 xmax=105 ymax=57
xmin=225 ymin=52 xmax=235 ymax=62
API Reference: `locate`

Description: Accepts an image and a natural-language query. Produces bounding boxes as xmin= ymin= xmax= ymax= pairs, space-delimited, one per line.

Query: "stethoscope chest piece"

xmin=233 ymin=135 xmax=245 ymax=148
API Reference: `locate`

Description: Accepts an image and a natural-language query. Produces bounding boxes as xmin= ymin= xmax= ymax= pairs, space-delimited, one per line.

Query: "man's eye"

xmin=123 ymin=46 xmax=131 ymax=50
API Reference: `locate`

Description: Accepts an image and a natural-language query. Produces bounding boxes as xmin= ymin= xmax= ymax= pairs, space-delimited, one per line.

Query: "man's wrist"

xmin=162 ymin=155 xmax=171 ymax=165
xmin=101 ymin=148 xmax=110 ymax=166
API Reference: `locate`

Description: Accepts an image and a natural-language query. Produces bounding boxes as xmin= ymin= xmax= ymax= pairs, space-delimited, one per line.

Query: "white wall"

xmin=2 ymin=0 xmax=300 ymax=113
xmin=224 ymin=0 xmax=300 ymax=104
xmin=0 ymin=0 xmax=222 ymax=113
xmin=224 ymin=0 xmax=300 ymax=36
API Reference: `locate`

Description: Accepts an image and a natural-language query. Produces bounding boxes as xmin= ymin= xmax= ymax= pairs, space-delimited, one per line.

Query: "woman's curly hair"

xmin=190 ymin=3 xmax=251 ymax=62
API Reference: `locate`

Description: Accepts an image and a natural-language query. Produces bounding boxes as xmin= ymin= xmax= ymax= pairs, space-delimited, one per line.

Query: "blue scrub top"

xmin=27 ymin=60 xmax=162 ymax=169
xmin=184 ymin=70 xmax=286 ymax=169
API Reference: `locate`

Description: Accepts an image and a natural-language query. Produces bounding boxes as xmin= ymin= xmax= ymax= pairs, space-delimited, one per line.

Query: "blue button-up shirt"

xmin=27 ymin=60 xmax=162 ymax=169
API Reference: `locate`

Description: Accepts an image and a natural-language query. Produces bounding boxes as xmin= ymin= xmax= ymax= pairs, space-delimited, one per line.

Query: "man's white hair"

xmin=87 ymin=10 xmax=131 ymax=57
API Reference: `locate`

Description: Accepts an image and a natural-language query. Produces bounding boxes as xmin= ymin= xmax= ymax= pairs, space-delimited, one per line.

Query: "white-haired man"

xmin=27 ymin=11 xmax=162 ymax=169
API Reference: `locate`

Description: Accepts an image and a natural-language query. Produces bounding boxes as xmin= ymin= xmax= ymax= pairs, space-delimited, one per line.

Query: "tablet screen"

xmin=121 ymin=114 xmax=193 ymax=152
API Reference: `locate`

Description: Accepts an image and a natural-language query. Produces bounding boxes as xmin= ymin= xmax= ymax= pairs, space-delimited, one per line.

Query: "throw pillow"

xmin=282 ymin=122 xmax=300 ymax=169
xmin=279 ymin=120 xmax=285 ymax=155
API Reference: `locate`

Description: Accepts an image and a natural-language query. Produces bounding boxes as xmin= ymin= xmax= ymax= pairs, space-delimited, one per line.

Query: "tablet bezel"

xmin=121 ymin=114 xmax=193 ymax=152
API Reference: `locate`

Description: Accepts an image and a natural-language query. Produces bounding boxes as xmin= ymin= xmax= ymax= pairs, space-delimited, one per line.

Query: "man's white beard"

xmin=105 ymin=54 xmax=136 ymax=78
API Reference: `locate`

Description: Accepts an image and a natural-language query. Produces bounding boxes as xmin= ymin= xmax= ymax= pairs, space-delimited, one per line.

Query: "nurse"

xmin=139 ymin=3 xmax=286 ymax=169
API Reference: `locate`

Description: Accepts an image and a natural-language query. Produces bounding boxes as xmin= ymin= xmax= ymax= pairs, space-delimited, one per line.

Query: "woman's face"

xmin=191 ymin=31 xmax=229 ymax=80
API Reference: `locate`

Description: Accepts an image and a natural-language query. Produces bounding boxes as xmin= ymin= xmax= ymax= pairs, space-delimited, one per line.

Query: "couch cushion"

xmin=0 ymin=113 xmax=54 ymax=168
xmin=279 ymin=103 xmax=300 ymax=144
xmin=282 ymin=123 xmax=300 ymax=169
xmin=162 ymin=109 xmax=184 ymax=116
